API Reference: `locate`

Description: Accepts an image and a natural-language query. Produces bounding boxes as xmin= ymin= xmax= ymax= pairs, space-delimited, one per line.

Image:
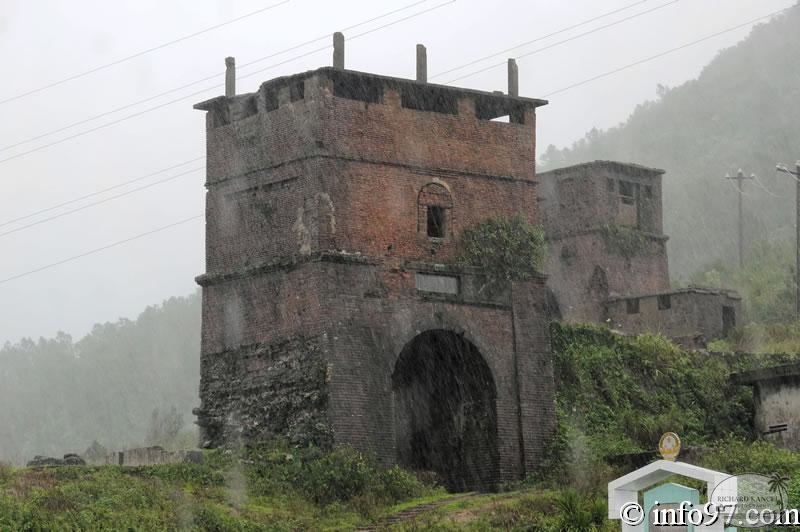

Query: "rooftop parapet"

xmin=195 ymin=35 xmax=546 ymax=128
xmin=195 ymin=66 xmax=546 ymax=127
xmin=538 ymin=160 xmax=665 ymax=180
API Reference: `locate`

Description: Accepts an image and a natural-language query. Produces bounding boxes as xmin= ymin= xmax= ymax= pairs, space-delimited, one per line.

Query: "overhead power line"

xmin=430 ymin=0 xmax=653 ymax=79
xmin=0 ymin=215 xmax=203 ymax=286
xmin=444 ymin=0 xmax=679 ymax=84
xmin=0 ymin=0 xmax=455 ymax=165
xmin=0 ymin=2 xmax=451 ymax=242
xmin=241 ymin=0 xmax=456 ymax=81
xmin=0 ymin=157 xmax=204 ymax=228
xmin=0 ymin=0 xmax=293 ymax=106
xmin=542 ymin=5 xmax=793 ymax=97
xmin=751 ymin=172 xmax=782 ymax=198
xmin=0 ymin=166 xmax=203 ymax=238
xmin=0 ymin=0 xmax=434 ymax=155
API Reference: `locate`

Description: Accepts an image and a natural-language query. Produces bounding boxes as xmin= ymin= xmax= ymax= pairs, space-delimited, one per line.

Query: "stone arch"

xmin=391 ymin=329 xmax=499 ymax=492
xmin=588 ymin=265 xmax=609 ymax=299
xmin=417 ymin=182 xmax=453 ymax=238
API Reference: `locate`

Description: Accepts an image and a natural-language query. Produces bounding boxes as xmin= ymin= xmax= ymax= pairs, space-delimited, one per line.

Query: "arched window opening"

xmin=418 ymin=183 xmax=453 ymax=239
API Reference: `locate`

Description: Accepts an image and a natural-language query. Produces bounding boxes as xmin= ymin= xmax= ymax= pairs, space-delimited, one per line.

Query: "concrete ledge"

xmin=731 ymin=362 xmax=800 ymax=385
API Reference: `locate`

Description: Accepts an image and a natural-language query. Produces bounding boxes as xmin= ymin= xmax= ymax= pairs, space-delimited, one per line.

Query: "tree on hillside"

xmin=0 ymin=292 xmax=201 ymax=463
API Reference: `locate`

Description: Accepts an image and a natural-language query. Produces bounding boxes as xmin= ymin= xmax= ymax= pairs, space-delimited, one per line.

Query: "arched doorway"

xmin=392 ymin=330 xmax=499 ymax=492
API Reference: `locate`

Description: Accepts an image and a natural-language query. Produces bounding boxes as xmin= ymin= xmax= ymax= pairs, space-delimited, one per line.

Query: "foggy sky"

xmin=0 ymin=0 xmax=792 ymax=343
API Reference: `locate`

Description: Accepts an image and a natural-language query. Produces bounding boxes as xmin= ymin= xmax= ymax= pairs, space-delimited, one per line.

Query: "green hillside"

xmin=540 ymin=5 xmax=800 ymax=278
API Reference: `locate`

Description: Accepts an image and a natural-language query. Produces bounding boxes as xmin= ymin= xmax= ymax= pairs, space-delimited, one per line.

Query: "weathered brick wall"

xmin=197 ymin=256 xmax=554 ymax=485
xmin=202 ymin=70 xmax=539 ymax=185
xmin=195 ymin=67 xmax=554 ymax=489
xmin=538 ymin=161 xmax=664 ymax=236
xmin=198 ymin=332 xmax=332 ymax=449
xmin=319 ymin=261 xmax=547 ymax=485
xmin=538 ymin=161 xmax=670 ymax=323
xmin=606 ymin=289 xmax=742 ymax=346
xmin=201 ymin=72 xmax=539 ymax=273
xmin=545 ymin=233 xmax=670 ymax=322
xmin=510 ymin=277 xmax=556 ymax=474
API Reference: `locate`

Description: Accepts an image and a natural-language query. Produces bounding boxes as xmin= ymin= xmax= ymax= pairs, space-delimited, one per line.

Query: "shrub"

xmin=375 ymin=466 xmax=428 ymax=502
xmin=555 ymin=489 xmax=600 ymax=531
xmin=457 ymin=215 xmax=546 ymax=289
xmin=192 ymin=504 xmax=260 ymax=531
xmin=0 ymin=462 xmax=12 ymax=485
xmin=244 ymin=442 xmax=436 ymax=507
xmin=702 ymin=440 xmax=800 ymax=477
xmin=300 ymin=446 xmax=374 ymax=505
xmin=601 ymin=224 xmax=652 ymax=258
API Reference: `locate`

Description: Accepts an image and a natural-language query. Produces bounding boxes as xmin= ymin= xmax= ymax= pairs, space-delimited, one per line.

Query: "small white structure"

xmin=608 ymin=459 xmax=735 ymax=531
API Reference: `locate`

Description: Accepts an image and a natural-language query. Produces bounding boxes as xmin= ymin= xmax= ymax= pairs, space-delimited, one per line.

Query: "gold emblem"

xmin=659 ymin=432 xmax=681 ymax=461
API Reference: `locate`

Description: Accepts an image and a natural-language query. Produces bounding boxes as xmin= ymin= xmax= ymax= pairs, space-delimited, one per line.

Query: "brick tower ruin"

xmin=539 ymin=161 xmax=741 ymax=346
xmin=193 ymin=42 xmax=555 ymax=490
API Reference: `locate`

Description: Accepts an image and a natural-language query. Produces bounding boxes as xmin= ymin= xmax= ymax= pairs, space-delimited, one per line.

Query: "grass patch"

xmin=0 ymin=444 xmax=443 ymax=531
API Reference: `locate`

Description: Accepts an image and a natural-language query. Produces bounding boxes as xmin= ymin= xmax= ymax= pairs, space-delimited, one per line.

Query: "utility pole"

xmin=723 ymin=169 xmax=754 ymax=269
xmin=777 ymin=161 xmax=800 ymax=320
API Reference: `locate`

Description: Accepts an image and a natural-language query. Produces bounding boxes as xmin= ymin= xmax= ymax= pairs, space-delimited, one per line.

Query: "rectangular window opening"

xmin=722 ymin=305 xmax=736 ymax=336
xmin=427 ymin=206 xmax=446 ymax=238
xmin=607 ymin=178 xmax=615 ymax=192
xmin=333 ymin=76 xmax=383 ymax=104
xmin=401 ymin=87 xmax=458 ymax=115
xmin=626 ymin=298 xmax=640 ymax=314
xmin=619 ymin=181 xmax=636 ymax=205
xmin=657 ymin=294 xmax=671 ymax=310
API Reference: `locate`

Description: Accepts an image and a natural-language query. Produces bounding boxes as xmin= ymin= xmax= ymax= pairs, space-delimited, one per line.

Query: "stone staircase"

xmin=355 ymin=493 xmax=478 ymax=531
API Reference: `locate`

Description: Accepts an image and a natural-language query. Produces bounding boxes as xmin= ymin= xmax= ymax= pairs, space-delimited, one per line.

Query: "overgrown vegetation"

xmin=703 ymin=440 xmax=800 ymax=509
xmin=601 ymin=223 xmax=652 ymax=258
xmin=711 ymin=321 xmax=800 ymax=354
xmin=399 ymin=441 xmax=800 ymax=530
xmin=0 ymin=443 xmax=441 ymax=530
xmin=392 ymin=489 xmax=614 ymax=531
xmin=543 ymin=322 xmax=799 ymax=495
xmin=457 ymin=214 xmax=546 ymax=289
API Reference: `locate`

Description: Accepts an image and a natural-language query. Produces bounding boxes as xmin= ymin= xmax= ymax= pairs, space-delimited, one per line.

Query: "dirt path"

xmin=355 ymin=493 xmax=479 ymax=531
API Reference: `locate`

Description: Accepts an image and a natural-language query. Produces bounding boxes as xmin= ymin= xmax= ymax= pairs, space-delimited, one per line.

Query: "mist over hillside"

xmin=0 ymin=293 xmax=200 ymax=464
xmin=540 ymin=4 xmax=800 ymax=278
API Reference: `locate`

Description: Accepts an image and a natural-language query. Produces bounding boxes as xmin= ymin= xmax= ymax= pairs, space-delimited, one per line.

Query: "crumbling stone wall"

xmin=197 ymin=333 xmax=331 ymax=448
